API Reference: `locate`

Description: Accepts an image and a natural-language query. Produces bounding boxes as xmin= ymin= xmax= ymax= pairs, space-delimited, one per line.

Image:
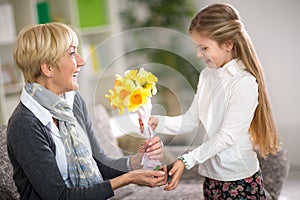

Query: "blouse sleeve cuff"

xmin=181 ymin=153 xmax=196 ymax=170
xmin=154 ymin=115 xmax=165 ymax=133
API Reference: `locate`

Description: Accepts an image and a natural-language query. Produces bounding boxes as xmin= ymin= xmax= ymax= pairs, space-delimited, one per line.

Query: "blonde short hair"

xmin=14 ymin=22 xmax=78 ymax=83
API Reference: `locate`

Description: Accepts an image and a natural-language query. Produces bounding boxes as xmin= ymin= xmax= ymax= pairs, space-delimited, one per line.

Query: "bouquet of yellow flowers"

xmin=105 ymin=67 xmax=158 ymax=114
xmin=106 ymin=67 xmax=161 ymax=169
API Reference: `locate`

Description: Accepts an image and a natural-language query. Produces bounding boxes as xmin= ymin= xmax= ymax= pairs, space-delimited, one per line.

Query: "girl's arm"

xmin=154 ymin=73 xmax=205 ymax=135
xmin=181 ymin=76 xmax=258 ymax=169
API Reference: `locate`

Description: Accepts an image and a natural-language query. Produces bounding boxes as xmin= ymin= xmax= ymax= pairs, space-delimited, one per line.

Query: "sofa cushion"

xmin=88 ymin=104 xmax=124 ymax=158
xmin=0 ymin=125 xmax=19 ymax=200
xmin=258 ymin=147 xmax=289 ymax=199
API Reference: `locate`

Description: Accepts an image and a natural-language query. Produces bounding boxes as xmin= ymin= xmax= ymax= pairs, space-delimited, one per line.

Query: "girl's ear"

xmin=225 ymin=40 xmax=234 ymax=51
xmin=40 ymin=63 xmax=52 ymax=78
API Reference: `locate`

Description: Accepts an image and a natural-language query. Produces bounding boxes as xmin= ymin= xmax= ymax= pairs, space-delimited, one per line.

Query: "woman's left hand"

xmin=139 ymin=136 xmax=163 ymax=160
xmin=130 ymin=136 xmax=163 ymax=170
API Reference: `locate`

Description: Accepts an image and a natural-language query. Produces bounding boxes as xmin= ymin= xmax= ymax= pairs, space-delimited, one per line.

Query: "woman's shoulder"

xmin=7 ymin=103 xmax=46 ymax=139
xmin=8 ymin=103 xmax=39 ymax=125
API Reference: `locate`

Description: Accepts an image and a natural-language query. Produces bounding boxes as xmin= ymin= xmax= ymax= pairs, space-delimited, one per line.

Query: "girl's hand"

xmin=139 ymin=116 xmax=158 ymax=133
xmin=164 ymin=160 xmax=185 ymax=191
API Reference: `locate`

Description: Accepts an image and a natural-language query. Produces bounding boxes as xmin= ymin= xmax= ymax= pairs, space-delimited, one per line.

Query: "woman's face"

xmin=190 ymin=32 xmax=233 ymax=68
xmin=51 ymin=46 xmax=85 ymax=95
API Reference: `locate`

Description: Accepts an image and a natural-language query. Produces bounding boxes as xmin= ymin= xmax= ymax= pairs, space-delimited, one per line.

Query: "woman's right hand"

xmin=110 ymin=166 xmax=167 ymax=190
xmin=139 ymin=116 xmax=158 ymax=133
xmin=129 ymin=166 xmax=167 ymax=188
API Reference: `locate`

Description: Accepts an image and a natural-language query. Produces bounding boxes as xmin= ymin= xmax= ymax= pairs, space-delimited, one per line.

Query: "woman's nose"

xmin=76 ymin=53 xmax=85 ymax=67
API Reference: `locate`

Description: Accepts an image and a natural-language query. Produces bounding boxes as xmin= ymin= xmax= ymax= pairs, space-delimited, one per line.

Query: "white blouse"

xmin=156 ymin=59 xmax=260 ymax=181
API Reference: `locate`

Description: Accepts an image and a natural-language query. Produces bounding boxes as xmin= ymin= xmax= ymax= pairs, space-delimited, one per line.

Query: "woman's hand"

xmin=163 ymin=160 xmax=185 ymax=191
xmin=130 ymin=136 xmax=163 ymax=170
xmin=139 ymin=135 xmax=163 ymax=160
xmin=130 ymin=165 xmax=168 ymax=187
xmin=110 ymin=166 xmax=168 ymax=190
xmin=139 ymin=116 xmax=158 ymax=133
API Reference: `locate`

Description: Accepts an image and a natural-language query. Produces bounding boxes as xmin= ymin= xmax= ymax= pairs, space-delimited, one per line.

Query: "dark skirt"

xmin=203 ymin=170 xmax=266 ymax=200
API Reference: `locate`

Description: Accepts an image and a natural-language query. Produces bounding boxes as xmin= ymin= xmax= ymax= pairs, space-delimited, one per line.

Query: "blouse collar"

xmin=217 ymin=59 xmax=246 ymax=78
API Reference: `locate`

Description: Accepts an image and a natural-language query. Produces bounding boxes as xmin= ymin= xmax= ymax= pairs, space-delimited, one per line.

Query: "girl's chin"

xmin=204 ymin=60 xmax=218 ymax=69
xmin=207 ymin=63 xmax=219 ymax=69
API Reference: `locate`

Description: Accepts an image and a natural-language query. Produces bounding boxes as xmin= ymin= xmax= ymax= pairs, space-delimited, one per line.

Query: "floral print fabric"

xmin=203 ymin=170 xmax=266 ymax=199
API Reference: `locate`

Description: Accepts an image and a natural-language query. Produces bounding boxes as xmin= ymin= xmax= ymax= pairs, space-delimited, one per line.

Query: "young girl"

xmin=144 ymin=3 xmax=279 ymax=199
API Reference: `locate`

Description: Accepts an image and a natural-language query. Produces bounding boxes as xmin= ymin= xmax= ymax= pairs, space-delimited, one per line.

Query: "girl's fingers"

xmin=164 ymin=177 xmax=179 ymax=191
xmin=168 ymin=165 xmax=177 ymax=176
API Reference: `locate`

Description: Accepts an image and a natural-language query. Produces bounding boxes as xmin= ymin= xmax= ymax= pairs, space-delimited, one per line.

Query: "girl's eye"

xmin=196 ymin=45 xmax=207 ymax=52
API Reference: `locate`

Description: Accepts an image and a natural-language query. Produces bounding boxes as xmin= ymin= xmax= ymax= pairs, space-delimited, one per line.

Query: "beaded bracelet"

xmin=177 ymin=156 xmax=189 ymax=170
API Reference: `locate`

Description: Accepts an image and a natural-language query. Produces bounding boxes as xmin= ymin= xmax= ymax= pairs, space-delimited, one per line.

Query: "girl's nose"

xmin=197 ymin=49 xmax=204 ymax=58
xmin=76 ymin=53 xmax=85 ymax=67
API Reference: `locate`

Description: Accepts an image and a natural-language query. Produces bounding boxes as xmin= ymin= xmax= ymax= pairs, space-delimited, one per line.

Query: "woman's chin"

xmin=73 ymin=82 xmax=79 ymax=90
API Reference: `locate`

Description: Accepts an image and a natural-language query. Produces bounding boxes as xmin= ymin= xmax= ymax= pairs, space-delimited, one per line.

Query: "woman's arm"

xmin=7 ymin=112 xmax=115 ymax=200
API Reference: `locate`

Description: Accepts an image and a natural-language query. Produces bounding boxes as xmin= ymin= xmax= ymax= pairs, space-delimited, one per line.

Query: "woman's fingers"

xmin=145 ymin=136 xmax=163 ymax=159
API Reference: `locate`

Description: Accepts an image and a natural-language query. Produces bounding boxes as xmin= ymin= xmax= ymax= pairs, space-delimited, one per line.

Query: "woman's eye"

xmin=69 ymin=52 xmax=75 ymax=56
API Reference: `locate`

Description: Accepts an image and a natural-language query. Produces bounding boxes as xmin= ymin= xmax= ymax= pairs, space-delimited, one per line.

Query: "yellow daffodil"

xmin=105 ymin=67 xmax=158 ymax=114
xmin=128 ymin=88 xmax=149 ymax=112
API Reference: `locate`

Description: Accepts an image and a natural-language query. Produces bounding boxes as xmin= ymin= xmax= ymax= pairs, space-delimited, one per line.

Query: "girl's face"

xmin=190 ymin=32 xmax=233 ymax=68
xmin=51 ymin=46 xmax=85 ymax=95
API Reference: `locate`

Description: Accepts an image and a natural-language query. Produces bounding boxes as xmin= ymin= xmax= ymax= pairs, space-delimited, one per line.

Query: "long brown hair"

xmin=189 ymin=3 xmax=279 ymax=157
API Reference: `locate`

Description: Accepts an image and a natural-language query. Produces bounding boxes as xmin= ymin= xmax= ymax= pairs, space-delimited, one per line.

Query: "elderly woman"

xmin=7 ymin=22 xmax=166 ymax=200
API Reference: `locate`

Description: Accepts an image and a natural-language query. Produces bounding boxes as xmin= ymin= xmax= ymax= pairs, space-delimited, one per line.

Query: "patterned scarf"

xmin=25 ymin=83 xmax=103 ymax=187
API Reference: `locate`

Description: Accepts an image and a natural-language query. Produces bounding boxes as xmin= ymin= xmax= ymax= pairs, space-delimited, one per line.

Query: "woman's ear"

xmin=40 ymin=63 xmax=52 ymax=78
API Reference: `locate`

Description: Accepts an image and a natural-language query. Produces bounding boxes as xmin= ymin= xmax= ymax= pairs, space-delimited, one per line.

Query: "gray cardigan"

xmin=7 ymin=92 xmax=129 ymax=200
